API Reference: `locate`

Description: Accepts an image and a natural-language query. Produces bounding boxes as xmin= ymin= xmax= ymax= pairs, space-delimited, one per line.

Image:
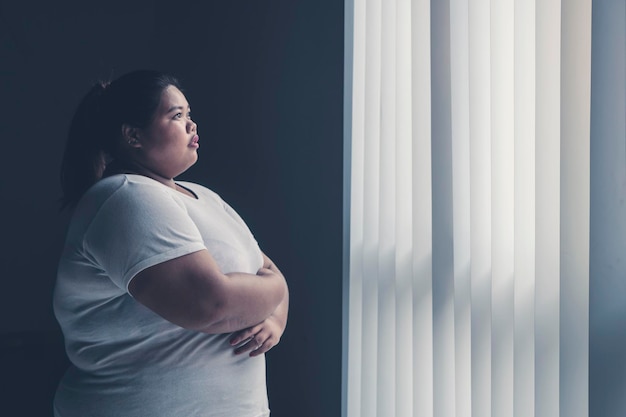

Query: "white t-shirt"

xmin=53 ymin=174 xmax=268 ymax=417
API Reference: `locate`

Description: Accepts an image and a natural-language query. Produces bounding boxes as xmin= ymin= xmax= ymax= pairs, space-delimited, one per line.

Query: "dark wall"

xmin=590 ymin=1 xmax=626 ymax=416
xmin=0 ymin=1 xmax=343 ymax=416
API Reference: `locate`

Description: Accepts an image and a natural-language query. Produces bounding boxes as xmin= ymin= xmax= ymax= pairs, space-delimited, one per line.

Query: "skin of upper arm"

xmin=128 ymin=249 xmax=229 ymax=331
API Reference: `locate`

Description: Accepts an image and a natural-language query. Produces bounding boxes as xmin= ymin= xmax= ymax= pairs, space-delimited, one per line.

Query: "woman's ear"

xmin=121 ymin=124 xmax=142 ymax=149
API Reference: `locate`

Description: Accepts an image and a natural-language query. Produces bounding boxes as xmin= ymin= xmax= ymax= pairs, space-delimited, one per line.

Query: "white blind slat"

xmin=394 ymin=0 xmax=414 ymax=415
xmin=513 ymin=1 xmax=536 ymax=417
xmin=361 ymin=0 xmax=382 ymax=416
xmin=411 ymin=0 xmax=434 ymax=416
xmin=377 ymin=0 xmax=397 ymax=415
xmin=345 ymin=0 xmax=365 ymax=414
xmin=450 ymin=1 xmax=472 ymax=416
xmin=490 ymin=1 xmax=516 ymax=416
xmin=468 ymin=0 xmax=493 ymax=415
xmin=560 ymin=1 xmax=591 ymax=416
xmin=431 ymin=0 xmax=456 ymax=416
xmin=535 ymin=1 xmax=562 ymax=416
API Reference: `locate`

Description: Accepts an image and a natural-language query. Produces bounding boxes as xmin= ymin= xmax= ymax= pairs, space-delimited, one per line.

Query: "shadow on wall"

xmin=0 ymin=331 xmax=69 ymax=416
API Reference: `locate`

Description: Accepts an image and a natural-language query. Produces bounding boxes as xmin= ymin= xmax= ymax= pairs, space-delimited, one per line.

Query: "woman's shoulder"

xmin=75 ymin=175 xmax=178 ymax=216
xmin=73 ymin=175 xmax=128 ymax=214
xmin=81 ymin=174 xmax=161 ymax=201
xmin=68 ymin=175 xmax=193 ymax=237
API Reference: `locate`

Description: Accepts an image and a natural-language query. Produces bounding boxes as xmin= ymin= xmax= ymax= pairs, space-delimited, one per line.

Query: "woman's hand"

xmin=229 ymin=315 xmax=285 ymax=357
xmin=230 ymin=252 xmax=289 ymax=357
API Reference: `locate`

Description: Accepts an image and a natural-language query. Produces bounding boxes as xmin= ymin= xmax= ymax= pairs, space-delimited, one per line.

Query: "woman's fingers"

xmin=234 ymin=334 xmax=262 ymax=355
xmin=230 ymin=316 xmax=282 ymax=356
xmin=249 ymin=336 xmax=273 ymax=357
xmin=232 ymin=331 xmax=278 ymax=356
xmin=230 ymin=324 xmax=261 ymax=346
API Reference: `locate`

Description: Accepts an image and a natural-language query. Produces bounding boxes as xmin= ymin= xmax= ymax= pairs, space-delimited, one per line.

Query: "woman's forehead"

xmin=158 ymin=86 xmax=189 ymax=111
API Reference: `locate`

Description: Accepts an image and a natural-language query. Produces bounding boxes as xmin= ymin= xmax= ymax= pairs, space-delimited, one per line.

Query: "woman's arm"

xmin=128 ymin=249 xmax=287 ymax=334
xmin=229 ymin=252 xmax=289 ymax=356
xmin=262 ymin=253 xmax=289 ymax=329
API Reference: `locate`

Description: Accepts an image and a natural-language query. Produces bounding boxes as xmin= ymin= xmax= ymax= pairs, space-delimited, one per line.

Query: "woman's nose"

xmin=188 ymin=120 xmax=197 ymax=133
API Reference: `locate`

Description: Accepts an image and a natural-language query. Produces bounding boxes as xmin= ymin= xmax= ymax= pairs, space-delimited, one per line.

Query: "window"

xmin=342 ymin=1 xmax=592 ymax=416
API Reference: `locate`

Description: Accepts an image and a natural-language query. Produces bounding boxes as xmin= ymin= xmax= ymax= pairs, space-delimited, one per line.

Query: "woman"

xmin=53 ymin=70 xmax=288 ymax=416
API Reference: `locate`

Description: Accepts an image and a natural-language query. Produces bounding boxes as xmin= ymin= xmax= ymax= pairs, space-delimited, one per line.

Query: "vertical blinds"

xmin=342 ymin=1 xmax=592 ymax=416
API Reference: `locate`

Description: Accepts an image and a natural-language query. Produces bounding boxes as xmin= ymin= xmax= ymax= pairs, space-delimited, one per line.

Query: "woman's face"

xmin=132 ymin=86 xmax=199 ymax=179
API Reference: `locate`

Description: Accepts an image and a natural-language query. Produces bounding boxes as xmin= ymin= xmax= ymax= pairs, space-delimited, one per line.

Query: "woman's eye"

xmin=174 ymin=113 xmax=182 ymax=119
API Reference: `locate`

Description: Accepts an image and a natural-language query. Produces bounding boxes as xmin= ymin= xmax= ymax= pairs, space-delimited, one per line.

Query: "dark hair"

xmin=60 ymin=70 xmax=181 ymax=209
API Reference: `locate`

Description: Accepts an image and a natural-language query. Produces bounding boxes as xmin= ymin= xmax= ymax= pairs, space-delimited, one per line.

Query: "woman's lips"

xmin=190 ymin=135 xmax=200 ymax=148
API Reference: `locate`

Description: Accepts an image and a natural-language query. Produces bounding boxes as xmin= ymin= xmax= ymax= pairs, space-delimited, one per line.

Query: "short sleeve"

xmin=83 ymin=181 xmax=206 ymax=291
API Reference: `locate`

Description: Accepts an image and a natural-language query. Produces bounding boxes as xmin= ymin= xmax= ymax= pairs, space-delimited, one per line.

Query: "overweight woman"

xmin=53 ymin=70 xmax=288 ymax=416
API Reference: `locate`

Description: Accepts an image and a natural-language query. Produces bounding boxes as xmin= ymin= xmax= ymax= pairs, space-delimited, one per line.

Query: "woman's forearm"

xmin=225 ymin=253 xmax=290 ymax=355
xmin=262 ymin=252 xmax=289 ymax=330
xmin=196 ymin=268 xmax=287 ymax=334
xmin=271 ymin=289 xmax=289 ymax=331
xmin=130 ymin=250 xmax=287 ymax=334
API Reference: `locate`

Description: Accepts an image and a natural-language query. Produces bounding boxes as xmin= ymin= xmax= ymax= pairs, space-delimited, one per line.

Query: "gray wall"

xmin=0 ymin=1 xmax=343 ymax=416
xmin=590 ymin=1 xmax=626 ymax=416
